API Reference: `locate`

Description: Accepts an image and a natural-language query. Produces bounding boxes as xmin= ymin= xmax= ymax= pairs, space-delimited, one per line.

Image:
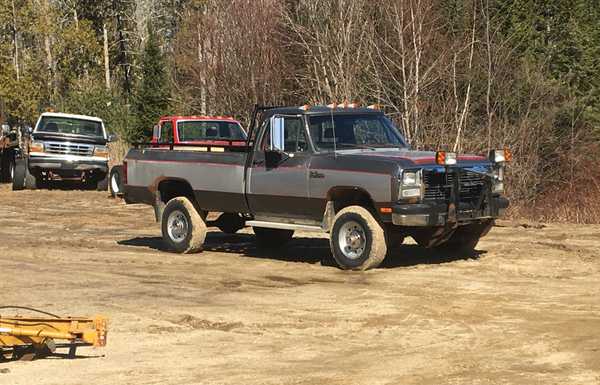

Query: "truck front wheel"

xmin=330 ymin=205 xmax=387 ymax=270
xmin=161 ymin=197 xmax=207 ymax=253
xmin=253 ymin=227 xmax=294 ymax=248
xmin=12 ymin=159 xmax=37 ymax=190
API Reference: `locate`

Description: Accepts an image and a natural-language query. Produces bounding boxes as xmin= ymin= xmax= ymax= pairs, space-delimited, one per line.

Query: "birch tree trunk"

xmin=11 ymin=0 xmax=19 ymax=81
xmin=103 ymin=23 xmax=111 ymax=90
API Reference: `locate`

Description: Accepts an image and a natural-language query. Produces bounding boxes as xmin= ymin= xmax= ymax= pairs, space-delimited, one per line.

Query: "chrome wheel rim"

xmin=167 ymin=210 xmax=189 ymax=243
xmin=338 ymin=220 xmax=366 ymax=260
xmin=111 ymin=173 xmax=119 ymax=193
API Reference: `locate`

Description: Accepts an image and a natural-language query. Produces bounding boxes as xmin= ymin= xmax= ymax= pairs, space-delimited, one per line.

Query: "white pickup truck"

xmin=12 ymin=112 xmax=115 ymax=190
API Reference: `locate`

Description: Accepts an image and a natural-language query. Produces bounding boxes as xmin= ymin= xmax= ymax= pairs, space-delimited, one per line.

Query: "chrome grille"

xmin=44 ymin=142 xmax=94 ymax=156
xmin=423 ymin=169 xmax=487 ymax=202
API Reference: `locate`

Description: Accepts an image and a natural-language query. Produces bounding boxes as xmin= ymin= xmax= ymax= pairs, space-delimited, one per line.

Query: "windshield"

xmin=36 ymin=116 xmax=104 ymax=137
xmin=308 ymin=114 xmax=407 ymax=151
xmin=177 ymin=121 xmax=246 ymax=141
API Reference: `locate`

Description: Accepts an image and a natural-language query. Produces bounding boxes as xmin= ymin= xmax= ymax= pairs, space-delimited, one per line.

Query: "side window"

xmin=159 ymin=121 xmax=173 ymax=144
xmin=283 ymin=117 xmax=308 ymax=153
xmin=260 ymin=117 xmax=308 ymax=153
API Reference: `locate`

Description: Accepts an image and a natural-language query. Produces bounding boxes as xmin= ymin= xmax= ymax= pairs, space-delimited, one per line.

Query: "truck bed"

xmin=125 ymin=148 xmax=249 ymax=213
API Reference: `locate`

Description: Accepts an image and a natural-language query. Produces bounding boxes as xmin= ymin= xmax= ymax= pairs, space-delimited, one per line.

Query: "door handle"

xmin=310 ymin=171 xmax=325 ymax=179
xmin=253 ymin=159 xmax=265 ymax=166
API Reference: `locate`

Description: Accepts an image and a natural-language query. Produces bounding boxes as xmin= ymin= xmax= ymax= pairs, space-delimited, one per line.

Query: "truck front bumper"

xmin=391 ymin=196 xmax=509 ymax=226
xmin=29 ymin=155 xmax=108 ymax=173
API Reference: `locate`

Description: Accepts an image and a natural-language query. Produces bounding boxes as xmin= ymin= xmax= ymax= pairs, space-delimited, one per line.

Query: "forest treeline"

xmin=0 ymin=0 xmax=599 ymax=222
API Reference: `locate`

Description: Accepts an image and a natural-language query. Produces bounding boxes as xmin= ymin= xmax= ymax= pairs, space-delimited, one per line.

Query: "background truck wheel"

xmin=109 ymin=166 xmax=123 ymax=197
xmin=329 ymin=205 xmax=387 ymax=270
xmin=215 ymin=212 xmax=245 ymax=234
xmin=20 ymin=159 xmax=37 ymax=190
xmin=435 ymin=220 xmax=494 ymax=255
xmin=96 ymin=173 xmax=109 ymax=191
xmin=253 ymin=227 xmax=294 ymax=248
xmin=161 ymin=196 xmax=207 ymax=253
xmin=12 ymin=159 xmax=25 ymax=190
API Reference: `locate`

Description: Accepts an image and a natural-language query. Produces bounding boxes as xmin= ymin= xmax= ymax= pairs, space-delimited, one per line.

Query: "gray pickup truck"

xmin=124 ymin=105 xmax=509 ymax=270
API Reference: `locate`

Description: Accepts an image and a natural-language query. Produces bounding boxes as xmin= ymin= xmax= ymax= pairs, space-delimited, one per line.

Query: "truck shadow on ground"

xmin=118 ymin=231 xmax=485 ymax=269
xmin=29 ymin=181 xmax=98 ymax=191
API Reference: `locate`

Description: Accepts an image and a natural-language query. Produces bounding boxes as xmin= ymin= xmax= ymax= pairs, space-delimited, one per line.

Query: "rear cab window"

xmin=177 ymin=121 xmax=246 ymax=141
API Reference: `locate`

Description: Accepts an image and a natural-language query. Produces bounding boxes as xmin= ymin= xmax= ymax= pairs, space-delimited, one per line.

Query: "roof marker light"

xmin=367 ymin=104 xmax=381 ymax=110
xmin=299 ymin=105 xmax=311 ymax=111
xmin=436 ymin=151 xmax=457 ymax=166
xmin=489 ymin=149 xmax=512 ymax=163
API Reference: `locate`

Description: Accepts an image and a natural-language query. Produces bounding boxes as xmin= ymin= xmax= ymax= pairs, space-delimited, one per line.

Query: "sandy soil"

xmin=0 ymin=183 xmax=599 ymax=385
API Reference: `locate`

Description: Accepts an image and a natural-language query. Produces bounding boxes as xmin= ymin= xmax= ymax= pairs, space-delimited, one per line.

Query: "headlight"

xmin=402 ymin=171 xmax=420 ymax=186
xmin=492 ymin=166 xmax=504 ymax=193
xmin=94 ymin=145 xmax=109 ymax=158
xmin=399 ymin=170 xmax=423 ymax=200
xmin=29 ymin=141 xmax=44 ymax=153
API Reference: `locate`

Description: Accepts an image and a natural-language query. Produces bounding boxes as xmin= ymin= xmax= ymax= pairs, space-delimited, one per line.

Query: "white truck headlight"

xmin=400 ymin=170 xmax=423 ymax=200
xmin=29 ymin=141 xmax=44 ymax=153
xmin=94 ymin=145 xmax=109 ymax=159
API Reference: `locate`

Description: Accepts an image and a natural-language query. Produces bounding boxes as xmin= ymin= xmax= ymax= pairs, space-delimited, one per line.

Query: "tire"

xmin=109 ymin=166 xmax=123 ymax=197
xmin=435 ymin=220 xmax=494 ymax=255
xmin=253 ymin=227 xmax=294 ymax=248
xmin=329 ymin=205 xmax=387 ymax=270
xmin=23 ymin=163 xmax=37 ymax=190
xmin=216 ymin=212 xmax=246 ymax=234
xmin=12 ymin=159 xmax=25 ymax=190
xmin=161 ymin=197 xmax=207 ymax=253
xmin=96 ymin=173 xmax=109 ymax=191
xmin=8 ymin=157 xmax=15 ymax=183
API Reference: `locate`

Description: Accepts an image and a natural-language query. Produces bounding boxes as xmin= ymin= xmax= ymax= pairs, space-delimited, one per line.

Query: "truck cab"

xmin=13 ymin=112 xmax=113 ymax=190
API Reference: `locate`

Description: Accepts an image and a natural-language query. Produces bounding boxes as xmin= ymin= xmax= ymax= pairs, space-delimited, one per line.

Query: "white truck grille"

xmin=44 ymin=142 xmax=94 ymax=156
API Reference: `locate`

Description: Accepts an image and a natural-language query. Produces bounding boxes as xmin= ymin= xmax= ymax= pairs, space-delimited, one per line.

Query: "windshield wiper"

xmin=337 ymin=143 xmax=377 ymax=151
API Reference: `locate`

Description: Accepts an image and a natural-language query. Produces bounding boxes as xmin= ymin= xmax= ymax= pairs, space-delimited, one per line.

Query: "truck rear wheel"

xmin=96 ymin=173 xmax=109 ymax=191
xmin=329 ymin=205 xmax=387 ymax=270
xmin=12 ymin=159 xmax=25 ymax=190
xmin=435 ymin=220 xmax=494 ymax=255
xmin=253 ymin=227 xmax=294 ymax=248
xmin=109 ymin=166 xmax=123 ymax=197
xmin=161 ymin=197 xmax=207 ymax=253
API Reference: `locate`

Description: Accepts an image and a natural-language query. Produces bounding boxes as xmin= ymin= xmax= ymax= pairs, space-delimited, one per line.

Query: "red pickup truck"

xmin=109 ymin=115 xmax=246 ymax=197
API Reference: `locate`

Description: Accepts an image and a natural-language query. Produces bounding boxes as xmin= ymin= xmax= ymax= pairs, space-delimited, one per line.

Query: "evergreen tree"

xmin=133 ymin=25 xmax=170 ymax=142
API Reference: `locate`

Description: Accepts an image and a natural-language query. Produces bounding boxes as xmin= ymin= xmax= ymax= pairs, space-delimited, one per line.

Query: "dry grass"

xmin=108 ymin=139 xmax=130 ymax=167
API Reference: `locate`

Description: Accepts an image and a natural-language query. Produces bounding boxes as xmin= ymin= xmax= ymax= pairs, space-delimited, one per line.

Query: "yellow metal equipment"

xmin=0 ymin=314 xmax=108 ymax=361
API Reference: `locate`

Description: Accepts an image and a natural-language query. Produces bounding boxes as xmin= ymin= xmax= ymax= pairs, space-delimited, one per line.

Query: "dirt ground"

xmin=0 ymin=183 xmax=599 ymax=385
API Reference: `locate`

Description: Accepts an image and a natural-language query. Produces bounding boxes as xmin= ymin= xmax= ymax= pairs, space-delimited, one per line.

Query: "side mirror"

xmin=107 ymin=133 xmax=118 ymax=142
xmin=1 ymin=124 xmax=10 ymax=135
xmin=152 ymin=125 xmax=161 ymax=141
xmin=269 ymin=116 xmax=285 ymax=152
